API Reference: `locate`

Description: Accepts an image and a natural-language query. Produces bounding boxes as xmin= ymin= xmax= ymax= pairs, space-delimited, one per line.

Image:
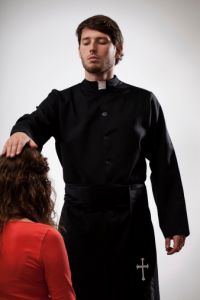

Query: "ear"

xmin=115 ymin=45 xmax=123 ymax=60
xmin=78 ymin=46 xmax=81 ymax=58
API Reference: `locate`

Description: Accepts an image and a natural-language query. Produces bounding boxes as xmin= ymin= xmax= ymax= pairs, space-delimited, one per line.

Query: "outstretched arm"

xmin=1 ymin=89 xmax=60 ymax=157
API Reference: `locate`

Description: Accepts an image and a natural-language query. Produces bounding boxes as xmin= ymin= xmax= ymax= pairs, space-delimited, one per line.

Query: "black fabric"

xmin=59 ymin=184 xmax=160 ymax=300
xmin=11 ymin=76 xmax=190 ymax=299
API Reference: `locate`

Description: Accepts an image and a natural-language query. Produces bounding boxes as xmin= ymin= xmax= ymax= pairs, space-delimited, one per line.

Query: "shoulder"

xmin=129 ymin=83 xmax=161 ymax=108
xmin=37 ymin=84 xmax=80 ymax=110
xmin=42 ymin=83 xmax=82 ymax=108
xmin=118 ymin=81 xmax=164 ymax=120
xmin=40 ymin=226 xmax=67 ymax=260
xmin=29 ymin=224 xmax=65 ymax=253
xmin=118 ymin=80 xmax=161 ymax=111
xmin=53 ymin=82 xmax=82 ymax=97
xmin=40 ymin=225 xmax=64 ymax=244
xmin=25 ymin=223 xmax=62 ymax=242
xmin=118 ymin=80 xmax=156 ymax=103
xmin=118 ymin=80 xmax=150 ymax=94
xmin=34 ymin=223 xmax=60 ymax=235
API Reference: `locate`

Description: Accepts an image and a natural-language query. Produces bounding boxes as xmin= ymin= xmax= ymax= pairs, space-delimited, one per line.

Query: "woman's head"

xmin=0 ymin=146 xmax=55 ymax=231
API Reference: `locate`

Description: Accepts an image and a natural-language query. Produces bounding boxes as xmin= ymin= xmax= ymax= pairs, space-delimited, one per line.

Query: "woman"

xmin=0 ymin=146 xmax=76 ymax=300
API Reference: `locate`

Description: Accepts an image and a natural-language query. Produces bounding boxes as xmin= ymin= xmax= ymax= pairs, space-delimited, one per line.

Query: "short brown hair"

xmin=0 ymin=146 xmax=55 ymax=232
xmin=76 ymin=15 xmax=124 ymax=64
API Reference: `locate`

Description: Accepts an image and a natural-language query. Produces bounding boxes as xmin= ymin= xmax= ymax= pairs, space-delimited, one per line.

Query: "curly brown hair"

xmin=0 ymin=146 xmax=56 ymax=232
xmin=76 ymin=15 xmax=124 ymax=65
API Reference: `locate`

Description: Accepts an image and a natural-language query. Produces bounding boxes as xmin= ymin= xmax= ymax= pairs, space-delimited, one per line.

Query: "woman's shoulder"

xmin=29 ymin=222 xmax=61 ymax=239
xmin=6 ymin=221 xmax=61 ymax=240
xmin=30 ymin=223 xmax=64 ymax=243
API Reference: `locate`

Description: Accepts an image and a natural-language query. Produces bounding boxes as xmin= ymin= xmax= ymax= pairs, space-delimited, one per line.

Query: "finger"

xmin=2 ymin=136 xmax=20 ymax=157
xmin=168 ymin=244 xmax=183 ymax=255
xmin=8 ymin=137 xmax=29 ymax=157
xmin=166 ymin=237 xmax=177 ymax=255
xmin=165 ymin=237 xmax=172 ymax=251
xmin=9 ymin=143 xmax=18 ymax=157
xmin=167 ymin=247 xmax=178 ymax=255
xmin=167 ymin=236 xmax=185 ymax=255
xmin=178 ymin=236 xmax=186 ymax=251
xmin=1 ymin=142 xmax=8 ymax=155
xmin=29 ymin=139 xmax=38 ymax=148
xmin=16 ymin=140 xmax=28 ymax=155
xmin=5 ymin=139 xmax=14 ymax=157
xmin=174 ymin=235 xmax=185 ymax=249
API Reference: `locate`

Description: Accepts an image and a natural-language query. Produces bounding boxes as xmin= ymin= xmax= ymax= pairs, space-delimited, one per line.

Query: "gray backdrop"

xmin=0 ymin=0 xmax=199 ymax=299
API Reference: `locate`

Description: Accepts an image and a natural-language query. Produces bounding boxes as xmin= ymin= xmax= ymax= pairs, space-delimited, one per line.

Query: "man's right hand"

xmin=1 ymin=132 xmax=38 ymax=157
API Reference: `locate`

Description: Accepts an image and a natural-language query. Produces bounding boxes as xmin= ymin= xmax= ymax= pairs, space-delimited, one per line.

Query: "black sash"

xmin=64 ymin=183 xmax=146 ymax=208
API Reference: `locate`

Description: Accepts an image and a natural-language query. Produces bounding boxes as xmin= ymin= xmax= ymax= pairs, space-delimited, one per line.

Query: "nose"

xmin=89 ymin=41 xmax=96 ymax=53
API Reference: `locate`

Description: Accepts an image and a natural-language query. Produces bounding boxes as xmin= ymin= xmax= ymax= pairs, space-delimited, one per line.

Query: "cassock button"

xmin=108 ymin=210 xmax=115 ymax=217
xmin=101 ymin=111 xmax=108 ymax=117
xmin=105 ymin=159 xmax=112 ymax=166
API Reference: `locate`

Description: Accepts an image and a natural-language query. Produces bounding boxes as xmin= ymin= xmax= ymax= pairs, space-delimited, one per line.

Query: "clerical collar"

xmin=98 ymin=81 xmax=106 ymax=90
xmin=81 ymin=75 xmax=120 ymax=91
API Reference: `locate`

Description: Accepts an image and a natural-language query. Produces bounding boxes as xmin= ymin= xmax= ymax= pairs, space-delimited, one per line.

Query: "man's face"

xmin=79 ymin=28 xmax=120 ymax=75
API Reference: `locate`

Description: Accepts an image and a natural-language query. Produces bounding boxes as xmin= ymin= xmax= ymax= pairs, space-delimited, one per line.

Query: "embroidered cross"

xmin=136 ymin=257 xmax=149 ymax=281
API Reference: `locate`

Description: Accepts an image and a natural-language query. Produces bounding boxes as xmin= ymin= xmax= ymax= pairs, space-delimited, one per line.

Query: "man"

xmin=2 ymin=15 xmax=189 ymax=300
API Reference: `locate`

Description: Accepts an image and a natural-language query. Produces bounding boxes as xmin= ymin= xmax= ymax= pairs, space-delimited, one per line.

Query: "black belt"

xmin=64 ymin=184 xmax=146 ymax=208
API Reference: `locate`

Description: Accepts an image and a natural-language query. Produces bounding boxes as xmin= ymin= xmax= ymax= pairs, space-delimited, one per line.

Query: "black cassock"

xmin=11 ymin=76 xmax=189 ymax=300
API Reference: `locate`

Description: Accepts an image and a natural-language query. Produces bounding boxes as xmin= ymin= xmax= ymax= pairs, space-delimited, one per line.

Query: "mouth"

xmin=88 ymin=55 xmax=99 ymax=61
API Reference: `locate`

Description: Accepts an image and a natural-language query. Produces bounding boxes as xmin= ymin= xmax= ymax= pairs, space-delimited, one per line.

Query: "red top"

xmin=0 ymin=221 xmax=76 ymax=300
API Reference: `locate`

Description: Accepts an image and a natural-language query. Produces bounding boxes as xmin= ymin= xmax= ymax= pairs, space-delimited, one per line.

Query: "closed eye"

xmin=81 ymin=39 xmax=90 ymax=46
xmin=81 ymin=37 xmax=111 ymax=46
xmin=97 ymin=38 xmax=110 ymax=45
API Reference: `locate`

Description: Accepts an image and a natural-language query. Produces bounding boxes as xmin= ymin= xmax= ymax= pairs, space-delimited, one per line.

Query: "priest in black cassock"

xmin=2 ymin=15 xmax=189 ymax=300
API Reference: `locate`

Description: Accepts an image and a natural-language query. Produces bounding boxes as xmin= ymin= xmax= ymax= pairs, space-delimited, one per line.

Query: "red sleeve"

xmin=40 ymin=228 xmax=76 ymax=300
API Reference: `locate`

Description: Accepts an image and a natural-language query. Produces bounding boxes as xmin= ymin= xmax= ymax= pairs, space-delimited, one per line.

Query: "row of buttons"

xmin=102 ymin=111 xmax=109 ymax=141
xmin=101 ymin=111 xmax=111 ymax=169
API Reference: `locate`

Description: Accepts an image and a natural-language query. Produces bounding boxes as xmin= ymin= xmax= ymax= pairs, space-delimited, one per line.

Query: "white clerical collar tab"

xmin=98 ymin=81 xmax=106 ymax=90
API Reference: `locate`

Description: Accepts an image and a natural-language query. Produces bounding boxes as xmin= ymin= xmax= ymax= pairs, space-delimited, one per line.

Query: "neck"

xmin=85 ymin=69 xmax=114 ymax=81
xmin=10 ymin=218 xmax=33 ymax=223
xmin=20 ymin=218 xmax=33 ymax=222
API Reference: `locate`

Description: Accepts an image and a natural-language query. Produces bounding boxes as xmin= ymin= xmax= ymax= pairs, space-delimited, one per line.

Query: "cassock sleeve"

xmin=11 ymin=89 xmax=60 ymax=149
xmin=41 ymin=228 xmax=76 ymax=300
xmin=144 ymin=93 xmax=190 ymax=238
